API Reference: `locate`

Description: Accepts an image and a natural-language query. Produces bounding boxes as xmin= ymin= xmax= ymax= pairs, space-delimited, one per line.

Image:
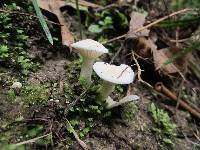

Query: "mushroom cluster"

xmin=70 ymin=39 xmax=139 ymax=109
xmin=93 ymin=62 xmax=139 ymax=109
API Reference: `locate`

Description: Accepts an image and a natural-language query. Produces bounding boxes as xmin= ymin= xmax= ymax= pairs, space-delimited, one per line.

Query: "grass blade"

xmin=32 ymin=0 xmax=53 ymax=45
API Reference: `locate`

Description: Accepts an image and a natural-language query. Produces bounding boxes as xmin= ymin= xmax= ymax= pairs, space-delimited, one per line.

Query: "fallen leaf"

xmin=127 ymin=11 xmax=150 ymax=38
xmin=128 ymin=37 xmax=156 ymax=58
xmin=69 ymin=0 xmax=101 ymax=8
xmin=38 ymin=0 xmax=74 ymax=46
xmin=153 ymin=48 xmax=180 ymax=74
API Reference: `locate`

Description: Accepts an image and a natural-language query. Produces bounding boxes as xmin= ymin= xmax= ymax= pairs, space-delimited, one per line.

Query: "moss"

xmin=21 ymin=84 xmax=49 ymax=105
xmin=7 ymin=89 xmax=16 ymax=102
xmin=121 ymin=102 xmax=138 ymax=121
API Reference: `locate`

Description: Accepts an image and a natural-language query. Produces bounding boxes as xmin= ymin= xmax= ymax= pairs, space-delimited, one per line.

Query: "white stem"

xmin=106 ymin=95 xmax=139 ymax=109
xmin=99 ymin=81 xmax=115 ymax=102
xmin=80 ymin=56 xmax=95 ymax=84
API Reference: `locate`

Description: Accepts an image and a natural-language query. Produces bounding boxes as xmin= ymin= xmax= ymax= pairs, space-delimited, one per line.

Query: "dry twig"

xmin=155 ymin=82 xmax=200 ymax=119
xmin=66 ymin=119 xmax=90 ymax=150
xmin=132 ymin=52 xmax=153 ymax=88
xmin=15 ymin=133 xmax=51 ymax=146
xmin=104 ymin=8 xmax=193 ymax=44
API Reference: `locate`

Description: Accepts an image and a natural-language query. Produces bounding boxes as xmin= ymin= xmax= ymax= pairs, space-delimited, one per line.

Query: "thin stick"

xmin=134 ymin=8 xmax=192 ymax=33
xmin=15 ymin=133 xmax=51 ymax=146
xmin=104 ymin=8 xmax=192 ymax=44
xmin=155 ymin=82 xmax=200 ymax=119
xmin=66 ymin=119 xmax=90 ymax=150
xmin=66 ymin=83 xmax=93 ymax=111
xmin=75 ymin=0 xmax=83 ymax=39
xmin=132 ymin=52 xmax=153 ymax=88
xmin=109 ymin=44 xmax=123 ymax=64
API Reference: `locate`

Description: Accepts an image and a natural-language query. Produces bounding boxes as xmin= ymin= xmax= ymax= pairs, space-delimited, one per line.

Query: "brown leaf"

xmin=153 ymin=48 xmax=180 ymax=74
xmin=72 ymin=0 xmax=102 ymax=8
xmin=130 ymin=37 xmax=156 ymax=58
xmin=38 ymin=0 xmax=74 ymax=46
xmin=127 ymin=11 xmax=150 ymax=38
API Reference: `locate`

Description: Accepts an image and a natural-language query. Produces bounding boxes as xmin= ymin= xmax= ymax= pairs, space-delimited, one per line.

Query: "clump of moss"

xmin=21 ymin=85 xmax=49 ymax=105
xmin=121 ymin=102 xmax=138 ymax=121
xmin=7 ymin=89 xmax=16 ymax=102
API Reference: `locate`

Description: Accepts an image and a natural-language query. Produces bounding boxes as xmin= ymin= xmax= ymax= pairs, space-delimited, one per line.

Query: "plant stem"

xmin=75 ymin=0 xmax=83 ymax=39
xmin=80 ymin=56 xmax=94 ymax=84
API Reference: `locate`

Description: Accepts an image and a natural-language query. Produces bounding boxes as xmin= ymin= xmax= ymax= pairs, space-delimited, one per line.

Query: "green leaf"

xmin=88 ymin=24 xmax=103 ymax=33
xmin=32 ymin=0 xmax=53 ymax=45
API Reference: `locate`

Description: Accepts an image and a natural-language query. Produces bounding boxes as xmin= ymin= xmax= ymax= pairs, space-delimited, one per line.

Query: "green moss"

xmin=121 ymin=102 xmax=138 ymax=121
xmin=21 ymin=85 xmax=49 ymax=105
xmin=149 ymin=103 xmax=176 ymax=147
xmin=7 ymin=89 xmax=16 ymax=102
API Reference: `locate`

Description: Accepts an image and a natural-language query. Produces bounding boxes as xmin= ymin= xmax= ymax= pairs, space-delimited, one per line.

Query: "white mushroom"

xmin=11 ymin=82 xmax=22 ymax=89
xmin=70 ymin=39 xmax=108 ymax=84
xmin=11 ymin=82 xmax=22 ymax=94
xmin=93 ymin=62 xmax=139 ymax=109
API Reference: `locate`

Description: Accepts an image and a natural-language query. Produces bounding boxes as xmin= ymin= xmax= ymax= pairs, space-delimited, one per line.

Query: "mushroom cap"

xmin=93 ymin=62 xmax=134 ymax=84
xmin=71 ymin=39 xmax=108 ymax=58
xmin=11 ymin=82 xmax=22 ymax=89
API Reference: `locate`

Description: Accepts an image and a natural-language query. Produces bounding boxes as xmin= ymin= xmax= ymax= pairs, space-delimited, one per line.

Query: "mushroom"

xmin=70 ymin=39 xmax=108 ymax=84
xmin=93 ymin=62 xmax=139 ymax=109
xmin=11 ymin=81 xmax=22 ymax=95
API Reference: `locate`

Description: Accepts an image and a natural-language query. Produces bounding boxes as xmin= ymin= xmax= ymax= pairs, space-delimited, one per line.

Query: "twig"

xmin=155 ymin=82 xmax=200 ymax=119
xmin=66 ymin=84 xmax=92 ymax=111
xmin=170 ymin=38 xmax=189 ymax=43
xmin=134 ymin=8 xmax=192 ymax=33
xmin=109 ymin=44 xmax=123 ymax=64
xmin=66 ymin=119 xmax=90 ymax=150
xmin=182 ymin=131 xmax=200 ymax=147
xmin=75 ymin=0 xmax=83 ymax=39
xmin=132 ymin=52 xmax=153 ymax=88
xmin=102 ymin=34 xmax=126 ymax=44
xmin=0 ymin=9 xmax=62 ymax=26
xmin=103 ymin=8 xmax=193 ymax=44
xmin=175 ymin=67 xmax=188 ymax=116
xmin=175 ymin=79 xmax=184 ymax=116
xmin=15 ymin=133 xmax=51 ymax=146
xmin=95 ymin=3 xmax=129 ymax=12
xmin=95 ymin=3 xmax=118 ymax=12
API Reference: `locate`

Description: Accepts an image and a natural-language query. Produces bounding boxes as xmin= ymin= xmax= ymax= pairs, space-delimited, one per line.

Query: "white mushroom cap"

xmin=93 ymin=62 xmax=134 ymax=84
xmin=71 ymin=39 xmax=108 ymax=58
xmin=11 ymin=82 xmax=22 ymax=89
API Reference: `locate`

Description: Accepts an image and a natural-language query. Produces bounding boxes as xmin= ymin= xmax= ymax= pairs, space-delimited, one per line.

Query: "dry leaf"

xmin=71 ymin=0 xmax=101 ymax=8
xmin=153 ymin=48 xmax=180 ymax=74
xmin=127 ymin=11 xmax=150 ymax=38
xmin=38 ymin=0 xmax=74 ymax=46
xmin=129 ymin=37 xmax=156 ymax=58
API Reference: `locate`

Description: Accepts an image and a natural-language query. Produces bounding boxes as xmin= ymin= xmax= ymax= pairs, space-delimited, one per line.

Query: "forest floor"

xmin=0 ymin=0 xmax=200 ymax=150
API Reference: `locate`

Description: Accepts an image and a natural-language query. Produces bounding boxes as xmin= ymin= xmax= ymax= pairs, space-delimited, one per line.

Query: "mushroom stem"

xmin=80 ymin=56 xmax=95 ymax=84
xmin=106 ymin=95 xmax=139 ymax=109
xmin=99 ymin=81 xmax=115 ymax=102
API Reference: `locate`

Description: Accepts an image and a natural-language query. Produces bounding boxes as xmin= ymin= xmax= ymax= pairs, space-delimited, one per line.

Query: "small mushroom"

xmin=71 ymin=39 xmax=108 ymax=84
xmin=93 ymin=62 xmax=139 ymax=109
xmin=11 ymin=81 xmax=22 ymax=94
